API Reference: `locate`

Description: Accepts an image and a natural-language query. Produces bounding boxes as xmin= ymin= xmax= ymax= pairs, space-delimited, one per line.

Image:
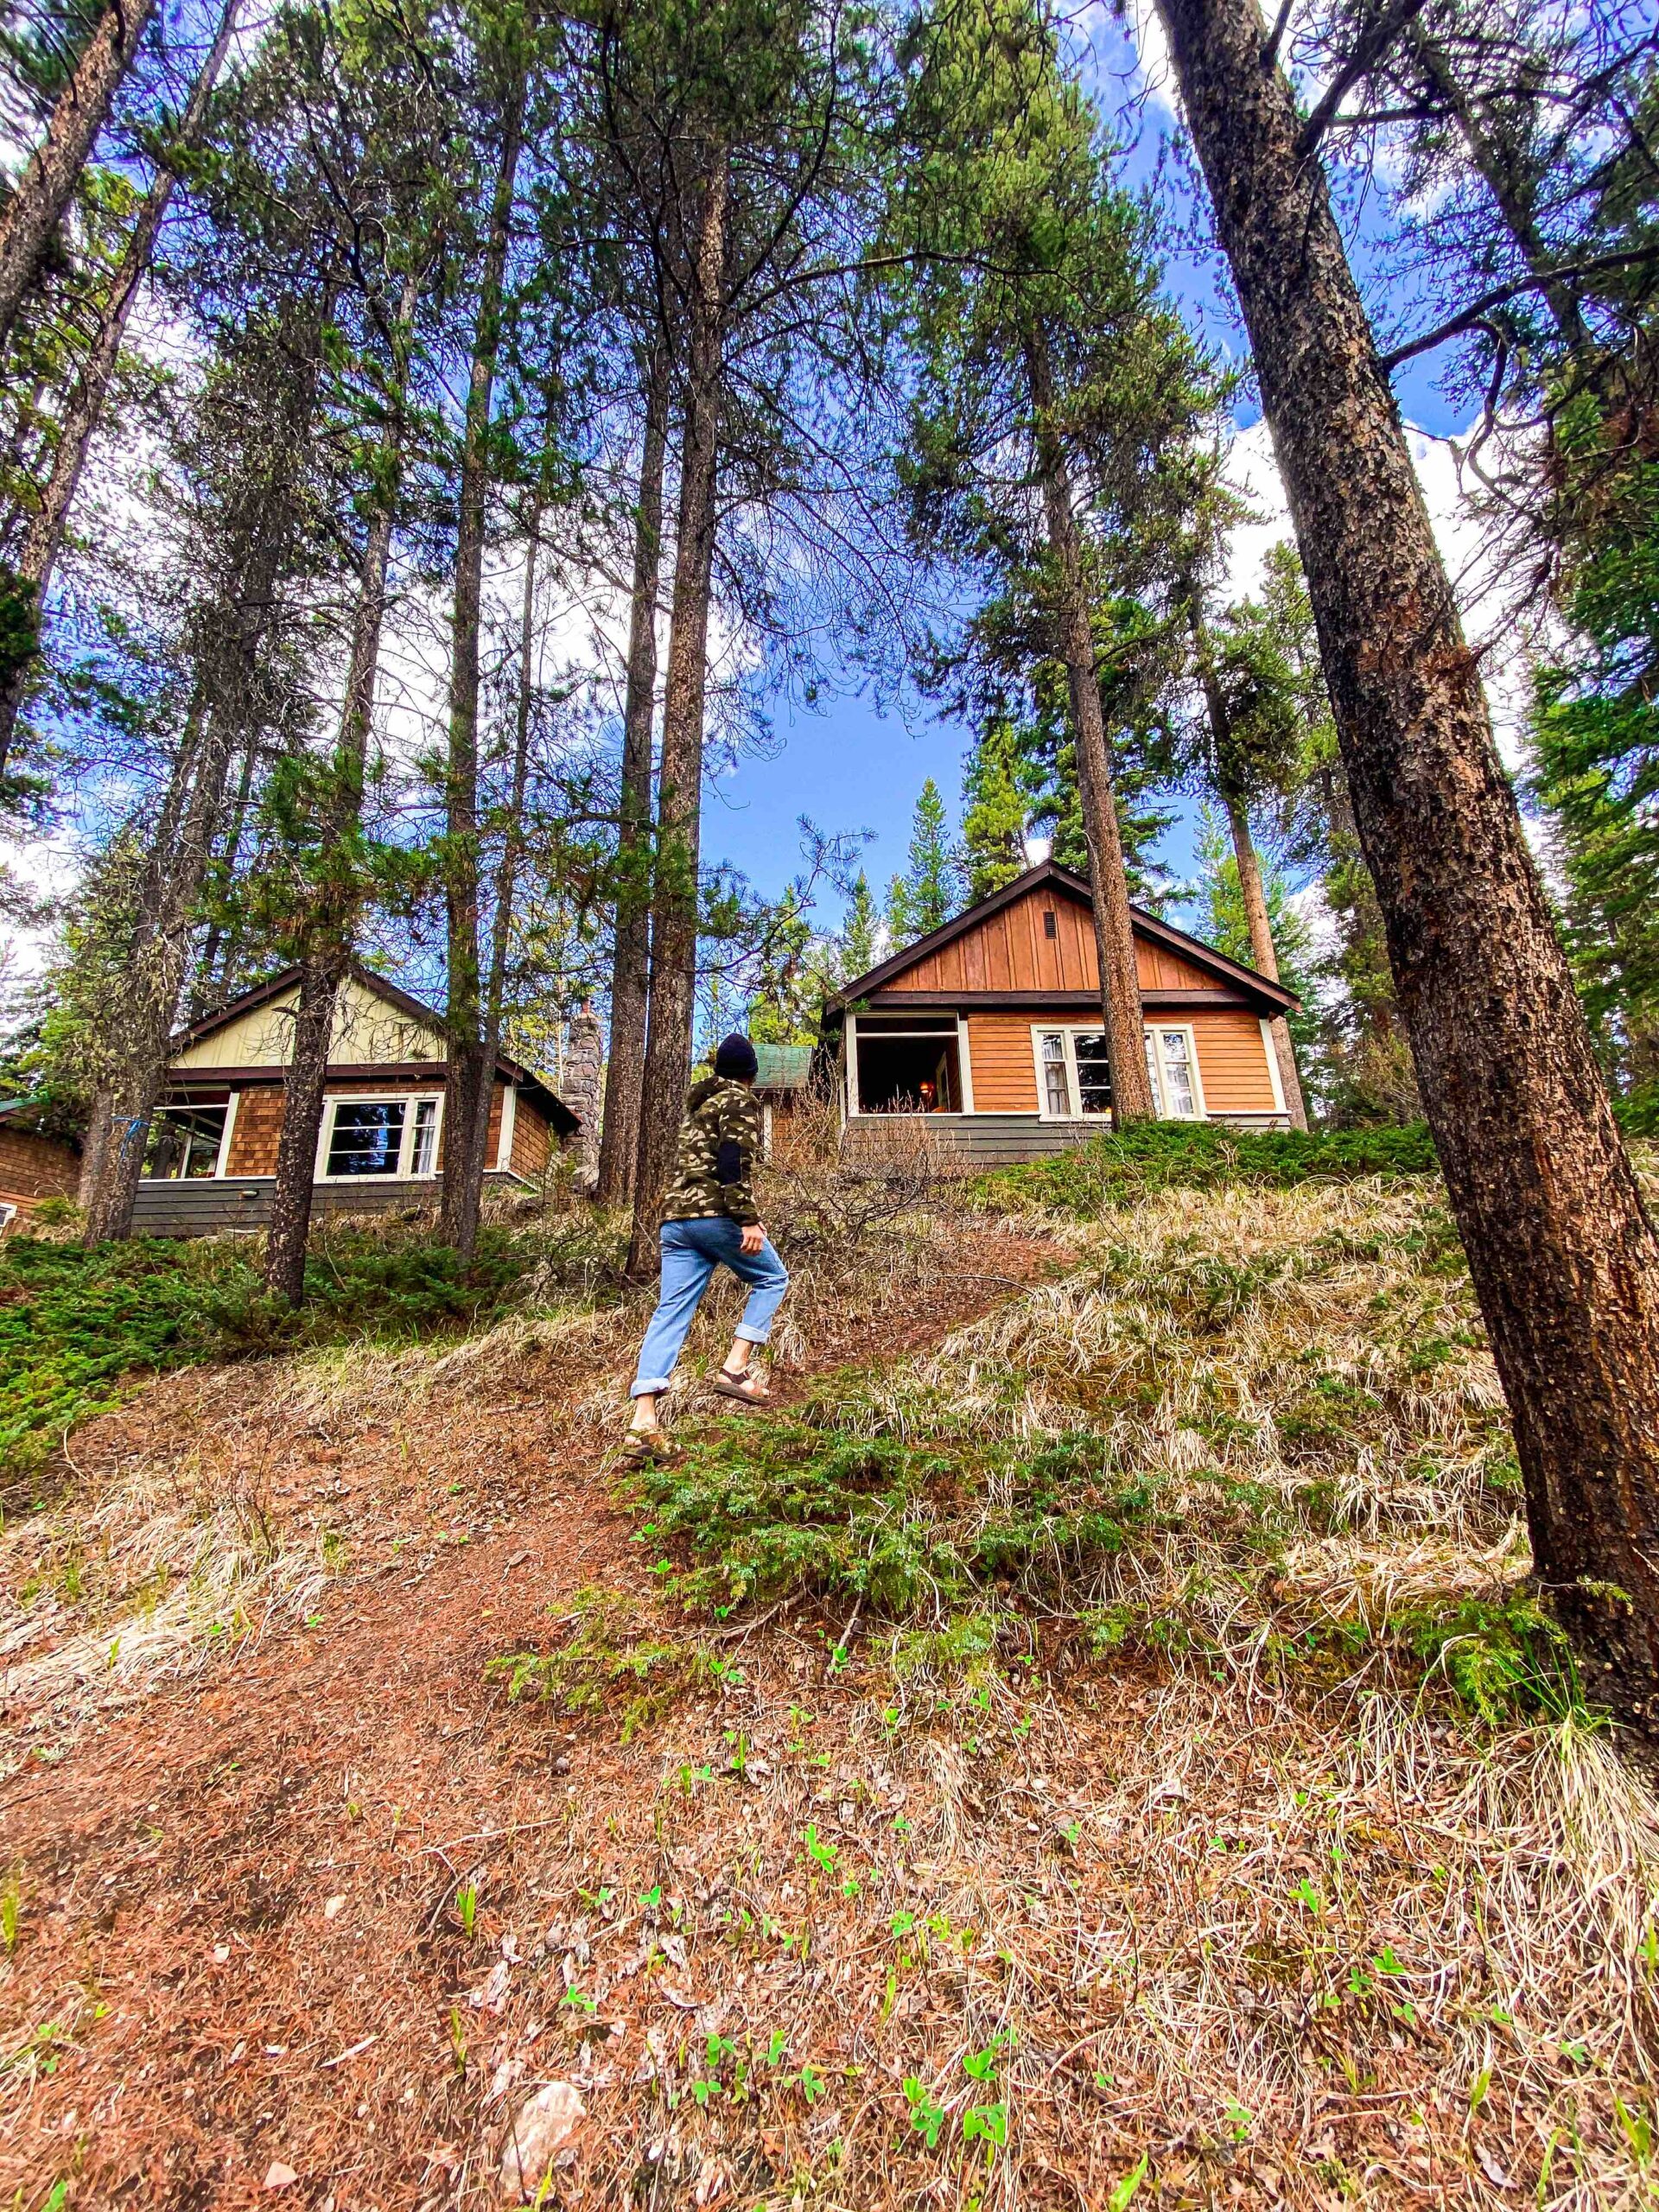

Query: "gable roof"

xmin=173 ymin=962 xmax=580 ymax=1135
xmin=828 ymin=858 xmax=1298 ymax=1014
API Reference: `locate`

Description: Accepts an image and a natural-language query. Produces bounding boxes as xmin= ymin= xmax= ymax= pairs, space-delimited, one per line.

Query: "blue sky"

xmin=702 ymin=9 xmax=1477 ymax=943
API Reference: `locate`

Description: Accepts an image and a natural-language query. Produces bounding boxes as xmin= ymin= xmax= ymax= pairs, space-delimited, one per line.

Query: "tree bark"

xmin=0 ymin=0 xmax=158 ymax=359
xmin=1192 ymin=623 xmax=1310 ymax=1128
xmin=265 ymin=263 xmax=422 ymax=1303
xmin=1158 ymin=0 xmax=1659 ymax=1730
xmin=596 ymin=343 xmax=669 ymax=1206
xmin=0 ymin=0 xmax=238 ymax=779
xmin=455 ymin=491 xmax=541 ymax=1248
xmin=1218 ymin=785 xmax=1309 ymax=1128
xmin=1023 ymin=324 xmax=1156 ymax=1127
xmin=626 ymin=152 xmax=729 ymax=1280
xmin=440 ymin=73 xmax=525 ymax=1256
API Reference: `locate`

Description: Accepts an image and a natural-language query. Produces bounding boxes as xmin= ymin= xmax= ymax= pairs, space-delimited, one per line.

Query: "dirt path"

xmin=0 ymin=1227 xmax=1065 ymax=2210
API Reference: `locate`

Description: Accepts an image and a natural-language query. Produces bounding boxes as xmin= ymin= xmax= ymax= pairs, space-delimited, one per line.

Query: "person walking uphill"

xmin=626 ymin=1033 xmax=789 ymax=1455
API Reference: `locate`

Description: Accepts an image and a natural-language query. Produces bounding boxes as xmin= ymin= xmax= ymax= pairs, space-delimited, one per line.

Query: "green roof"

xmin=752 ymin=1043 xmax=815 ymax=1091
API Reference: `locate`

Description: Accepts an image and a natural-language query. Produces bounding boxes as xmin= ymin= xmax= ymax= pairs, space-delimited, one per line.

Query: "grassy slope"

xmin=4 ymin=1128 xmax=1658 ymax=2207
xmin=0 ymin=1213 xmax=623 ymax=1478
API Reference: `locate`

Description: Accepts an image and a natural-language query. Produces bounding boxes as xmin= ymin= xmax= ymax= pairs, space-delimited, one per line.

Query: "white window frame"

xmin=213 ymin=1090 xmax=239 ymax=1178
xmin=495 ymin=1080 xmax=518 ymax=1170
xmin=315 ymin=1091 xmax=444 ymax=1182
xmin=1029 ymin=1022 xmax=1207 ymax=1122
xmin=1144 ymin=1022 xmax=1206 ymax=1121
xmin=844 ymin=1012 xmax=972 ymax=1117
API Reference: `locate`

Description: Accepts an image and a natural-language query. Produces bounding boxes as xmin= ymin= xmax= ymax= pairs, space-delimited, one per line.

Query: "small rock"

xmin=213 ymin=1944 xmax=230 ymax=1963
xmin=323 ymin=1895 xmax=346 ymax=1920
xmin=499 ymin=2080 xmax=585 ymax=2195
xmin=264 ymin=2163 xmax=298 ymax=2190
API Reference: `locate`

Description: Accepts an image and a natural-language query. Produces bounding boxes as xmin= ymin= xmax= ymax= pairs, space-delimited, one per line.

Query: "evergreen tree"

xmin=961 ymin=716 xmax=1030 ymax=899
xmin=886 ymin=777 xmax=963 ymax=942
xmin=839 ymin=869 xmax=879 ymax=978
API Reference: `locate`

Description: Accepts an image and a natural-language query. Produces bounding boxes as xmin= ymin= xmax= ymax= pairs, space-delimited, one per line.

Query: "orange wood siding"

xmin=1187 ymin=1011 xmax=1278 ymax=1113
xmin=892 ymin=886 xmax=1215 ymax=995
xmin=486 ymin=1081 xmax=504 ymax=1163
xmin=963 ymin=1008 xmax=1278 ymax=1116
xmin=510 ymin=1095 xmax=551 ymax=1176
xmin=965 ymin=1014 xmax=1039 ymax=1111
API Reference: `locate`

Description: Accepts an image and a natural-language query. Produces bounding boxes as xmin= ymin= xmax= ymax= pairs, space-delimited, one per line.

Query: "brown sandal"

xmin=620 ymin=1428 xmax=679 ymax=1462
xmin=713 ymin=1368 xmax=768 ymax=1408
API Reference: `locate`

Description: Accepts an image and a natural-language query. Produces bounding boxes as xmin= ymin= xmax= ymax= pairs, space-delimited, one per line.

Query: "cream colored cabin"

xmin=134 ymin=962 xmax=575 ymax=1236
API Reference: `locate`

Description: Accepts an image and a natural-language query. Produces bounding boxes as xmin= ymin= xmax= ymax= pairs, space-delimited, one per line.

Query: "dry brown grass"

xmin=4 ymin=1144 xmax=1659 ymax=2208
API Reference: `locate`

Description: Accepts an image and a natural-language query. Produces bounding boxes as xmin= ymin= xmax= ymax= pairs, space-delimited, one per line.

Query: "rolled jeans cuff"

xmin=733 ymin=1321 xmax=772 ymax=1345
xmin=631 ymin=1376 xmax=673 ymax=1398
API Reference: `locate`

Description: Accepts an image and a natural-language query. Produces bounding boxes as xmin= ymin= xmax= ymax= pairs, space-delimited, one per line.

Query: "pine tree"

xmin=961 ymin=717 xmax=1030 ymax=899
xmin=897 ymin=779 xmax=962 ymax=936
xmin=839 ymin=870 xmax=879 ymax=980
xmin=1156 ymin=0 xmax=1659 ymax=1729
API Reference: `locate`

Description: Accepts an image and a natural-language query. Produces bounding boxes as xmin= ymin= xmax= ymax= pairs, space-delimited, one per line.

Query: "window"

xmin=1035 ymin=1031 xmax=1114 ymax=1119
xmin=1039 ymin=1031 xmax=1070 ymax=1117
xmin=1147 ymin=1027 xmax=1201 ymax=1118
xmin=1034 ymin=1025 xmax=1205 ymax=1121
xmin=320 ymin=1093 xmax=443 ymax=1179
xmin=143 ymin=1103 xmax=229 ymax=1179
xmin=410 ymin=1096 xmax=440 ymax=1176
xmin=1043 ymin=908 xmax=1058 ymax=940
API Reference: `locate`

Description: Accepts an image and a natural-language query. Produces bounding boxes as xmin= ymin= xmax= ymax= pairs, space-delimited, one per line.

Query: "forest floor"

xmin=2 ymin=1130 xmax=1657 ymax=2212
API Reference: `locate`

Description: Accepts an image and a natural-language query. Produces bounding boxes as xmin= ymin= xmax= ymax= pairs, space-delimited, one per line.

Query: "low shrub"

xmin=0 ymin=1213 xmax=623 ymax=1475
xmin=978 ymin=1117 xmax=1440 ymax=1216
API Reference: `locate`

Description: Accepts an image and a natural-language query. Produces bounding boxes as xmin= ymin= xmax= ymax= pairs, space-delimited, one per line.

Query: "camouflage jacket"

xmin=660 ymin=1077 xmax=763 ymax=1226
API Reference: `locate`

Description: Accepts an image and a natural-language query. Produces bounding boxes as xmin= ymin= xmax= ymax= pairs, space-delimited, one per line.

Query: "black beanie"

xmin=714 ymin=1033 xmax=759 ymax=1083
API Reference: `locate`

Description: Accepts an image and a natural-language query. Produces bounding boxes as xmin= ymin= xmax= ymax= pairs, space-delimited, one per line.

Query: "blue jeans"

xmin=631 ymin=1217 xmax=791 ymax=1398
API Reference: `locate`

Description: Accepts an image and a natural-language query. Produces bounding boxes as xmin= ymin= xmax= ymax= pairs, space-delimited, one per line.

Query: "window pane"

xmin=1039 ymin=1033 xmax=1071 ymax=1117
xmin=327 ymin=1100 xmax=406 ymax=1175
xmin=1159 ymin=1029 xmax=1197 ymax=1118
xmin=410 ymin=1096 xmax=439 ymax=1176
xmin=1074 ymin=1033 xmax=1113 ymax=1116
xmin=1144 ymin=1031 xmax=1162 ymax=1114
xmin=143 ymin=1105 xmax=227 ymax=1180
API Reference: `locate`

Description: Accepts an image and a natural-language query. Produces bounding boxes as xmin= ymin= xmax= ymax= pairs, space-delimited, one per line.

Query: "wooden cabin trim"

xmin=862 ymin=988 xmax=1256 ymax=1012
xmin=829 ymin=859 xmax=1298 ymax=1016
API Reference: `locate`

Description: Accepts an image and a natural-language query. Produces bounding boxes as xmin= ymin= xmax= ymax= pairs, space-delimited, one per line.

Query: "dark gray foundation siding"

xmin=130 ymin=1171 xmax=529 ymax=1238
xmin=842 ymin=1110 xmax=1288 ymax=1166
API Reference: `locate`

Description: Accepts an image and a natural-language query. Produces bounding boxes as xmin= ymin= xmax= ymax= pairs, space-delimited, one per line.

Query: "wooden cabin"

xmin=132 ymin=963 xmax=578 ymax=1237
xmin=0 ymin=1096 xmax=79 ymax=1234
xmin=826 ymin=859 xmax=1300 ymax=1163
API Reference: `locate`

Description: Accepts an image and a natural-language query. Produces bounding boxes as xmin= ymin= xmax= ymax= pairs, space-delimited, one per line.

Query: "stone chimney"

xmin=564 ymin=1001 xmax=604 ymax=1185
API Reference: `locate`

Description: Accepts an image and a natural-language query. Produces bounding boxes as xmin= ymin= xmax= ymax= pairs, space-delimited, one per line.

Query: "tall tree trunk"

xmin=1192 ymin=621 xmax=1310 ymax=1128
xmin=0 ymin=0 xmax=159 ymax=358
xmin=1023 ymin=324 xmax=1156 ymax=1126
xmin=193 ymin=728 xmax=257 ymax=1004
xmin=1158 ymin=0 xmax=1659 ymax=1731
xmin=0 ymin=0 xmax=238 ymax=779
xmin=81 ymin=293 xmax=327 ymax=1243
xmin=596 ymin=343 xmax=669 ymax=1206
xmin=1218 ymin=787 xmax=1309 ymax=1128
xmin=81 ymin=711 xmax=239 ymax=1242
xmin=455 ymin=490 xmax=541 ymax=1249
xmin=440 ymin=75 xmax=526 ymax=1255
xmin=265 ymin=264 xmax=422 ymax=1304
xmin=626 ymin=153 xmax=729 ymax=1279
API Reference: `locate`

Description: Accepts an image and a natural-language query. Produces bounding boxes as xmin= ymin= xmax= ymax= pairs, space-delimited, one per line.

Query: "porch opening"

xmin=853 ymin=1020 xmax=963 ymax=1113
